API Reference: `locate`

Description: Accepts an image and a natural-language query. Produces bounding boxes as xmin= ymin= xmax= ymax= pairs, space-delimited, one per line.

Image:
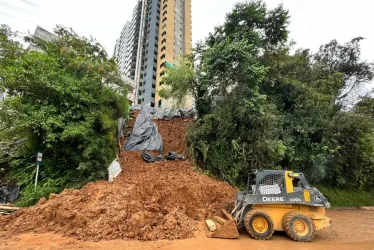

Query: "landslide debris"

xmin=0 ymin=118 xmax=236 ymax=241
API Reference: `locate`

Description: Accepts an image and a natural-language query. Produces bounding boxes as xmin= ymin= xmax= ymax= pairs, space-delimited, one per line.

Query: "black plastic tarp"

xmin=123 ymin=106 xmax=163 ymax=153
xmin=130 ymin=105 xmax=196 ymax=120
xmin=0 ymin=186 xmax=19 ymax=204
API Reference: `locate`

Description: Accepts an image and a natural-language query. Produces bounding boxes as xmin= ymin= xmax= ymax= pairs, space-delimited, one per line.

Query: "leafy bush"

xmin=0 ymin=25 xmax=129 ymax=205
xmin=16 ymin=185 xmax=61 ymax=207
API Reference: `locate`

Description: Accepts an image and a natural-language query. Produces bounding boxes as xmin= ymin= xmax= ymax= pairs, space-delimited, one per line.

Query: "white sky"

xmin=1 ymin=0 xmax=373 ymax=62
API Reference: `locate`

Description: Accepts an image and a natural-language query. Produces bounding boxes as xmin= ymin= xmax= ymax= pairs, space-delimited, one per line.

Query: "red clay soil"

xmin=154 ymin=118 xmax=194 ymax=154
xmin=0 ymin=118 xmax=236 ymax=241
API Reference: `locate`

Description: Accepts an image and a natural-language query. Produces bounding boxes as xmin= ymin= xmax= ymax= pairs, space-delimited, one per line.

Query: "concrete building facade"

xmin=114 ymin=0 xmax=192 ymax=108
xmin=114 ymin=22 xmax=130 ymax=75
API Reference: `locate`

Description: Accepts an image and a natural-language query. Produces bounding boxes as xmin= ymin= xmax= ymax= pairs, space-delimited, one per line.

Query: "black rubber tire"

xmin=282 ymin=212 xmax=315 ymax=242
xmin=244 ymin=209 xmax=274 ymax=240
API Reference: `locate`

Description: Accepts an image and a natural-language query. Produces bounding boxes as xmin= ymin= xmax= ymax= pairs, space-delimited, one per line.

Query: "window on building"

xmin=153 ymin=75 xmax=156 ymax=80
xmin=155 ymin=43 xmax=158 ymax=48
xmin=160 ymin=62 xmax=165 ymax=68
xmin=152 ymin=93 xmax=155 ymax=98
xmin=161 ymin=46 xmax=166 ymax=52
xmin=160 ymin=71 xmax=165 ymax=77
xmin=162 ymin=17 xmax=167 ymax=23
xmin=154 ymin=50 xmax=157 ymax=55
xmin=152 ymin=83 xmax=156 ymax=88
xmin=155 ymin=36 xmax=158 ymax=41
xmin=151 ymin=102 xmax=155 ymax=107
xmin=161 ymin=38 xmax=166 ymax=44
xmin=161 ymin=54 xmax=166 ymax=60
xmin=158 ymin=99 xmax=162 ymax=108
xmin=157 ymin=9 xmax=160 ymax=14
xmin=156 ymin=22 xmax=159 ymax=27
xmin=154 ymin=58 xmax=157 ymax=63
xmin=163 ymin=10 xmax=167 ymax=16
xmin=153 ymin=66 xmax=157 ymax=71
xmin=162 ymin=31 xmax=166 ymax=36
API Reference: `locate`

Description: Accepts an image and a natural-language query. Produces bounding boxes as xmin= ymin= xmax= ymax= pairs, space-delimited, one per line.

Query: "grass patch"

xmin=316 ymin=185 xmax=374 ymax=206
xmin=16 ymin=185 xmax=61 ymax=207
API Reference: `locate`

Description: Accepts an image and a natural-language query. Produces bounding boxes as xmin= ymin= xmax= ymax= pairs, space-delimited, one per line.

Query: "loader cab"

xmin=285 ymin=171 xmax=311 ymax=193
xmin=250 ymin=170 xmax=286 ymax=195
xmin=249 ymin=170 xmax=311 ymax=195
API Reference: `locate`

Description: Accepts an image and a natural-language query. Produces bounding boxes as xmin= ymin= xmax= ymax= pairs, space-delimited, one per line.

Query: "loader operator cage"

xmin=249 ymin=171 xmax=286 ymax=195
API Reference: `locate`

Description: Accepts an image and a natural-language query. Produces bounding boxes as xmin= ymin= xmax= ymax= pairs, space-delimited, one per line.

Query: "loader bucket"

xmin=206 ymin=209 xmax=240 ymax=239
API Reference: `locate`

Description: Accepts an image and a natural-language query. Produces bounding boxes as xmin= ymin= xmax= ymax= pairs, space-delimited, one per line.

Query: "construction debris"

xmin=0 ymin=205 xmax=20 ymax=215
xmin=107 ymin=159 xmax=122 ymax=182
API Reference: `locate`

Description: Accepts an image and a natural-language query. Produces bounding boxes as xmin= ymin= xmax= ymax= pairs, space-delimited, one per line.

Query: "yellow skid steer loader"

xmin=206 ymin=170 xmax=332 ymax=242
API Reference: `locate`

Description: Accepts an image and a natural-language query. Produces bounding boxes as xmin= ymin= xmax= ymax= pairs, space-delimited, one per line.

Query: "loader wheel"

xmin=282 ymin=212 xmax=315 ymax=242
xmin=244 ymin=209 xmax=274 ymax=240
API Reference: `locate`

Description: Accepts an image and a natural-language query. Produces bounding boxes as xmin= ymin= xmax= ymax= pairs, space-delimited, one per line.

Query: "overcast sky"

xmin=1 ymin=0 xmax=373 ymax=61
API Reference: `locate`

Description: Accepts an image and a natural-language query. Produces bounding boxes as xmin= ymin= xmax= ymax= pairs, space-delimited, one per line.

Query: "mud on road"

xmin=1 ymin=209 xmax=373 ymax=250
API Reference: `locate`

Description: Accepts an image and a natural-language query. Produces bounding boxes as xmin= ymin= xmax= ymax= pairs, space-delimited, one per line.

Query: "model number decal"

xmin=262 ymin=197 xmax=284 ymax=202
xmin=290 ymin=198 xmax=302 ymax=202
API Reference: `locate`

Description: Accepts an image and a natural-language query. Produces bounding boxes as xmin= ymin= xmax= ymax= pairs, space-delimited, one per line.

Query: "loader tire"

xmin=244 ymin=209 xmax=274 ymax=240
xmin=282 ymin=212 xmax=315 ymax=242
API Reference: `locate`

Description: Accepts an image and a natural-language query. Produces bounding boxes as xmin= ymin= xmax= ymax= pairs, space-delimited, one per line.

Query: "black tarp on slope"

xmin=0 ymin=186 xmax=19 ymax=204
xmin=123 ymin=106 xmax=163 ymax=153
xmin=130 ymin=105 xmax=196 ymax=120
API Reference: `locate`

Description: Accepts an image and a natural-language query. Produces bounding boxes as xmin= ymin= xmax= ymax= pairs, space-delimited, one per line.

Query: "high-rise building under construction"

xmin=114 ymin=0 xmax=192 ymax=108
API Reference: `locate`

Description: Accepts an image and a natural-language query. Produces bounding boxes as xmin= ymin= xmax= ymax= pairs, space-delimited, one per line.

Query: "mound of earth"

xmin=0 ymin=118 xmax=236 ymax=241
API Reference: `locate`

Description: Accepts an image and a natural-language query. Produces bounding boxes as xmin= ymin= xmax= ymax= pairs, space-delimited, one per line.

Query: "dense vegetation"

xmin=0 ymin=25 xmax=129 ymax=206
xmin=160 ymin=0 xmax=374 ymax=193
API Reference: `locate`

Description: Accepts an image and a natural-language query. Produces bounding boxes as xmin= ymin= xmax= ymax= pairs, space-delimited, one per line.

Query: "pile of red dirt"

xmin=154 ymin=118 xmax=194 ymax=154
xmin=0 ymin=118 xmax=236 ymax=241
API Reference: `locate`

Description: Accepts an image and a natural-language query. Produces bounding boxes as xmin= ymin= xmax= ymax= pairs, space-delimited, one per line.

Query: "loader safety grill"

xmin=258 ymin=174 xmax=284 ymax=195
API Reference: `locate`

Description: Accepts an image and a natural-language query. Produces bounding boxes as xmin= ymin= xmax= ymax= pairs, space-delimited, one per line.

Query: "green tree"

xmin=159 ymin=43 xmax=214 ymax=117
xmin=185 ymin=36 xmax=285 ymax=186
xmin=207 ymin=0 xmax=289 ymax=50
xmin=314 ymin=37 xmax=374 ymax=106
xmin=0 ymin=25 xmax=129 ymax=205
xmin=259 ymin=48 xmax=343 ymax=182
xmin=355 ymin=97 xmax=374 ymax=119
xmin=324 ymin=112 xmax=374 ymax=190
